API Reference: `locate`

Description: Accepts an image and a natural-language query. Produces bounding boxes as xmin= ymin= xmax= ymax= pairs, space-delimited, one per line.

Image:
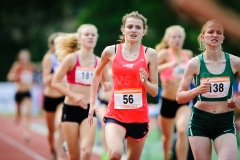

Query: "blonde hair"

xmin=55 ymin=24 xmax=98 ymax=62
xmin=155 ymin=25 xmax=185 ymax=52
xmin=198 ymin=19 xmax=224 ymax=51
xmin=118 ymin=11 xmax=148 ymax=43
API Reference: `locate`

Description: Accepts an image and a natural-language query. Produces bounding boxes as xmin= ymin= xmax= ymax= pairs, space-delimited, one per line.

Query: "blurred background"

xmin=0 ymin=0 xmax=240 ymax=160
xmin=1 ymin=0 xmax=240 ymax=81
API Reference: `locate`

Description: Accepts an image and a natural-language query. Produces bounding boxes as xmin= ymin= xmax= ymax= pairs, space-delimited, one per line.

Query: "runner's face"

xmin=167 ymin=29 xmax=184 ymax=50
xmin=79 ymin=27 xmax=98 ymax=49
xmin=50 ymin=41 xmax=56 ymax=53
xmin=201 ymin=22 xmax=224 ymax=48
xmin=123 ymin=17 xmax=145 ymax=43
xmin=19 ymin=51 xmax=30 ymax=63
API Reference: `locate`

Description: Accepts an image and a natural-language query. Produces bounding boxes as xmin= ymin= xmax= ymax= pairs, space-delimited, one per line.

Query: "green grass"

xmin=95 ymin=126 xmax=240 ymax=160
xmin=142 ymin=128 xmax=240 ymax=160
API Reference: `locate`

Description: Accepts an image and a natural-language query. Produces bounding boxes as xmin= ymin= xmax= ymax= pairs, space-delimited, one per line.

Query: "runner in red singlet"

xmin=7 ymin=49 xmax=34 ymax=141
xmin=156 ymin=25 xmax=193 ymax=160
xmin=88 ymin=11 xmax=158 ymax=160
xmin=52 ymin=24 xmax=109 ymax=160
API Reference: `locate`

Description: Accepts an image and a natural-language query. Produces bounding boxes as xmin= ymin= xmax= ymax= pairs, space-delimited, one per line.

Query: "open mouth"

xmin=211 ymin=39 xmax=218 ymax=42
xmin=130 ymin=34 xmax=137 ymax=38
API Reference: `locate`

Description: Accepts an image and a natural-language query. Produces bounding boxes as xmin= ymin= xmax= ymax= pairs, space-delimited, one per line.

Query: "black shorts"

xmin=98 ymin=98 xmax=108 ymax=106
xmin=61 ymin=103 xmax=96 ymax=125
xmin=15 ymin=91 xmax=31 ymax=103
xmin=43 ymin=96 xmax=65 ymax=112
xmin=160 ymin=97 xmax=189 ymax=118
xmin=104 ymin=117 xmax=149 ymax=140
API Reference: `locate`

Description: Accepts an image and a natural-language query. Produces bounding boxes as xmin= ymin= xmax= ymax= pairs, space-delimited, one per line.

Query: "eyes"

xmin=206 ymin=30 xmax=223 ymax=35
xmin=83 ymin=33 xmax=96 ymax=37
xmin=126 ymin=25 xmax=142 ymax=30
xmin=171 ymin=35 xmax=182 ymax=39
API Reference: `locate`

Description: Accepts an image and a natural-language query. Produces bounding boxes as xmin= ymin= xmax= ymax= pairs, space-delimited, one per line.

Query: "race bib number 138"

xmin=200 ymin=76 xmax=230 ymax=98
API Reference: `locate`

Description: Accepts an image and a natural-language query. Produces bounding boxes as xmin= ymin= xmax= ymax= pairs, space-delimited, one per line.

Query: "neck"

xmin=122 ymin=42 xmax=141 ymax=55
xmin=78 ymin=47 xmax=94 ymax=59
xmin=204 ymin=47 xmax=223 ymax=62
xmin=170 ymin=47 xmax=182 ymax=55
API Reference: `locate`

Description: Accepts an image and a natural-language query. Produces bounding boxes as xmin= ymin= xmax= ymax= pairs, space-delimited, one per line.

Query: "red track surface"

xmin=0 ymin=117 xmax=100 ymax=160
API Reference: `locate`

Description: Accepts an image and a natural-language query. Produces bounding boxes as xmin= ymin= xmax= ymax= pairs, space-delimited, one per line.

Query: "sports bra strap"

xmin=145 ymin=47 xmax=148 ymax=53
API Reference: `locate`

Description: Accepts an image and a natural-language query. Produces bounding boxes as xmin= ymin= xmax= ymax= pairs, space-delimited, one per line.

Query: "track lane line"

xmin=0 ymin=131 xmax=47 ymax=160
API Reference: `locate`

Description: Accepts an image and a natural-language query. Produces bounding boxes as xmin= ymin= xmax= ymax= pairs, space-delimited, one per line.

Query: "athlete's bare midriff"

xmin=16 ymin=83 xmax=32 ymax=92
xmin=64 ymin=83 xmax=91 ymax=105
xmin=161 ymin=79 xmax=182 ymax=100
xmin=195 ymin=101 xmax=233 ymax=114
xmin=44 ymin=85 xmax=64 ymax=98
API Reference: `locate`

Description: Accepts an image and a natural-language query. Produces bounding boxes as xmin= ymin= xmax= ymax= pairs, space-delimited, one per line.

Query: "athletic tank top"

xmin=160 ymin=49 xmax=189 ymax=81
xmin=194 ymin=53 xmax=234 ymax=101
xmin=17 ymin=63 xmax=34 ymax=84
xmin=105 ymin=44 xmax=149 ymax=123
xmin=66 ymin=53 xmax=97 ymax=86
xmin=50 ymin=53 xmax=60 ymax=73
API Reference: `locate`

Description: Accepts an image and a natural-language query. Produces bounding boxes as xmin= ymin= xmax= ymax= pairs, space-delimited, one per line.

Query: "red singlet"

xmin=67 ymin=53 xmax=97 ymax=86
xmin=105 ymin=44 xmax=149 ymax=123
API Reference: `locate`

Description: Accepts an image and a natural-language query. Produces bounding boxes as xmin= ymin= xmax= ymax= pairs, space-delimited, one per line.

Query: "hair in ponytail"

xmin=55 ymin=33 xmax=78 ymax=62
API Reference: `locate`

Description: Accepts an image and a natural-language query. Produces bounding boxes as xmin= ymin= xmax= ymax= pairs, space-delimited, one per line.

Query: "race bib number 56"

xmin=200 ymin=76 xmax=230 ymax=98
xmin=114 ymin=88 xmax=143 ymax=109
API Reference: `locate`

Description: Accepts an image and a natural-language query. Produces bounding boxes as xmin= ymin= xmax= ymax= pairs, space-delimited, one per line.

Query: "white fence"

xmin=0 ymin=82 xmax=43 ymax=115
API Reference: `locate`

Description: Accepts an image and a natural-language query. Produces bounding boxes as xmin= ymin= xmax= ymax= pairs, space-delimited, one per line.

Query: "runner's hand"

xmin=227 ymin=97 xmax=240 ymax=109
xmin=197 ymin=79 xmax=211 ymax=94
xmin=72 ymin=94 xmax=87 ymax=109
xmin=88 ymin=104 xmax=98 ymax=127
xmin=139 ymin=67 xmax=149 ymax=83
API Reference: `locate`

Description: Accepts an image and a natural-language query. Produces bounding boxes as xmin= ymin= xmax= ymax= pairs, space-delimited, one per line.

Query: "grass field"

xmin=96 ymin=123 xmax=240 ymax=160
xmin=141 ymin=128 xmax=240 ymax=160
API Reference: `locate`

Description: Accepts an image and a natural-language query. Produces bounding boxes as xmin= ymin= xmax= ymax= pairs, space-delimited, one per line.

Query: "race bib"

xmin=114 ymin=88 xmax=142 ymax=109
xmin=172 ymin=65 xmax=185 ymax=78
xmin=20 ymin=71 xmax=33 ymax=84
xmin=75 ymin=67 xmax=94 ymax=85
xmin=200 ymin=76 xmax=230 ymax=98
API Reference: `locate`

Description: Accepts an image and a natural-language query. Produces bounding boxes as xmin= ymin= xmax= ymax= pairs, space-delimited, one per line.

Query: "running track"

xmin=0 ymin=116 xmax=101 ymax=160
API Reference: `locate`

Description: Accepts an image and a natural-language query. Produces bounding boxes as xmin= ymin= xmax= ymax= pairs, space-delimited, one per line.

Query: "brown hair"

xmin=45 ymin=32 xmax=62 ymax=55
xmin=198 ymin=19 xmax=224 ymax=51
xmin=55 ymin=24 xmax=98 ymax=62
xmin=155 ymin=25 xmax=185 ymax=52
xmin=118 ymin=11 xmax=148 ymax=43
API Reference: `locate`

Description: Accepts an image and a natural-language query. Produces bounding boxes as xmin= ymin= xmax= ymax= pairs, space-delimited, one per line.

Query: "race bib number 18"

xmin=114 ymin=88 xmax=143 ymax=109
xmin=200 ymin=76 xmax=230 ymax=98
